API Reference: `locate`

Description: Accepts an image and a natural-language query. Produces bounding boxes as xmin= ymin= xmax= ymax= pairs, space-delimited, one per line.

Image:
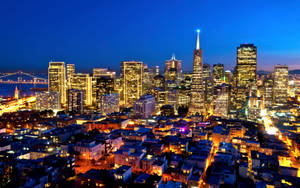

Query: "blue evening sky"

xmin=0 ymin=0 xmax=300 ymax=73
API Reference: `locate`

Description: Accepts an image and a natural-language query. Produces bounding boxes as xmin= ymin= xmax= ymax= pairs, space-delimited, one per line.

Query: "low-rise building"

xmin=74 ymin=140 xmax=105 ymax=160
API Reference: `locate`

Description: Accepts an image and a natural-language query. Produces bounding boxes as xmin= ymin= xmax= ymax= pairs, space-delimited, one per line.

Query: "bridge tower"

xmin=33 ymin=77 xmax=37 ymax=88
xmin=18 ymin=77 xmax=22 ymax=83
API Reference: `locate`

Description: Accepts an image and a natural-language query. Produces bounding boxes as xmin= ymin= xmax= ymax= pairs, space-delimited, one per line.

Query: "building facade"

xmin=214 ymin=84 xmax=230 ymax=118
xmin=164 ymin=54 xmax=182 ymax=84
xmin=66 ymin=64 xmax=75 ymax=88
xmin=234 ymin=44 xmax=257 ymax=111
xmin=36 ymin=91 xmax=61 ymax=111
xmin=70 ymin=73 xmax=92 ymax=107
xmin=213 ymin=64 xmax=224 ymax=87
xmin=98 ymin=93 xmax=119 ymax=115
xmin=48 ymin=62 xmax=66 ymax=105
xmin=236 ymin=44 xmax=257 ymax=88
xmin=67 ymin=89 xmax=83 ymax=114
xmin=274 ymin=65 xmax=288 ymax=105
xmin=133 ymin=94 xmax=155 ymax=118
xmin=92 ymin=76 xmax=115 ymax=108
xmin=121 ymin=61 xmax=143 ymax=107
xmin=263 ymin=76 xmax=274 ymax=108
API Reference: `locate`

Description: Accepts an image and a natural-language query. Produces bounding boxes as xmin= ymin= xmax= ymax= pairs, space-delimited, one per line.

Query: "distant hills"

xmin=257 ymin=70 xmax=271 ymax=75
xmin=289 ymin=69 xmax=300 ymax=74
xmin=257 ymin=69 xmax=300 ymax=75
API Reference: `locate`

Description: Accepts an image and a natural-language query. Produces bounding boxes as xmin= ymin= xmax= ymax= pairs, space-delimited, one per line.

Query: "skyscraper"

xmin=121 ymin=61 xmax=143 ymax=107
xmin=48 ymin=62 xmax=66 ymax=105
xmin=70 ymin=73 xmax=92 ymax=107
xmin=66 ymin=64 xmax=75 ymax=88
xmin=93 ymin=76 xmax=115 ymax=109
xmin=164 ymin=54 xmax=182 ymax=83
xmin=142 ymin=64 xmax=154 ymax=95
xmin=213 ymin=63 xmax=224 ymax=86
xmin=236 ymin=44 xmax=257 ymax=88
xmin=189 ymin=30 xmax=205 ymax=115
xmin=274 ymin=65 xmax=288 ymax=105
xmin=234 ymin=44 xmax=257 ymax=110
xmin=91 ymin=68 xmax=116 ymax=106
xmin=67 ymin=89 xmax=83 ymax=114
xmin=263 ymin=75 xmax=274 ymax=108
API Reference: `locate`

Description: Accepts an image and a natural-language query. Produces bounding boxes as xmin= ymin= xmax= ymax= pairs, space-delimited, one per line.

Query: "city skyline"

xmin=1 ymin=0 xmax=300 ymax=72
xmin=0 ymin=1 xmax=300 ymax=187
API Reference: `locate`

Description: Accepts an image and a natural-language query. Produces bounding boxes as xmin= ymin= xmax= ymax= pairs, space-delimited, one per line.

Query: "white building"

xmin=133 ymin=94 xmax=155 ymax=118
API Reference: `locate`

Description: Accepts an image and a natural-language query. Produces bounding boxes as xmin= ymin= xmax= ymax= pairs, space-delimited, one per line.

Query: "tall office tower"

xmin=71 ymin=73 xmax=92 ymax=107
xmin=121 ymin=61 xmax=143 ymax=107
xmin=213 ymin=64 xmax=224 ymax=86
xmin=67 ymin=89 xmax=83 ymax=114
xmin=99 ymin=93 xmax=119 ymax=115
xmin=263 ymin=75 xmax=274 ymax=108
xmin=235 ymin=44 xmax=257 ymax=110
xmin=189 ymin=30 xmax=205 ymax=115
xmin=93 ymin=76 xmax=115 ymax=108
xmin=66 ymin=64 xmax=75 ymax=88
xmin=274 ymin=65 xmax=288 ymax=105
xmin=133 ymin=94 xmax=155 ymax=118
xmin=236 ymin=44 xmax=257 ymax=87
xmin=164 ymin=54 xmax=182 ymax=83
xmin=92 ymin=68 xmax=116 ymax=105
xmin=36 ymin=91 xmax=61 ymax=111
xmin=143 ymin=64 xmax=154 ymax=95
xmin=48 ymin=62 xmax=66 ymax=105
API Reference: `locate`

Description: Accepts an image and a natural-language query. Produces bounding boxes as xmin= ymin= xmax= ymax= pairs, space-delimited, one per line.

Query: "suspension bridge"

xmin=0 ymin=71 xmax=48 ymax=85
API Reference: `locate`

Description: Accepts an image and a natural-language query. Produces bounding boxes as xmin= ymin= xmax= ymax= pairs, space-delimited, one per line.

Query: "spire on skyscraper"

xmin=171 ymin=53 xmax=176 ymax=60
xmin=196 ymin=29 xmax=200 ymax=50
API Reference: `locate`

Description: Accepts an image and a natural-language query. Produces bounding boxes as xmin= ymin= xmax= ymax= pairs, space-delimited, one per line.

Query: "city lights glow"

xmin=0 ymin=3 xmax=299 ymax=186
xmin=0 ymin=96 xmax=36 ymax=116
